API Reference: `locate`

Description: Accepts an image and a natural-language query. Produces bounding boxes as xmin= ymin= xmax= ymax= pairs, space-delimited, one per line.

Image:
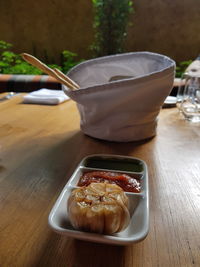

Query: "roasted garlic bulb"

xmin=67 ymin=182 xmax=130 ymax=234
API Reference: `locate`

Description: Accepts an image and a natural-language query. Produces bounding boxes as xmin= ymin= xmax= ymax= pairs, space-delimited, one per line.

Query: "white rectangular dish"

xmin=48 ymin=154 xmax=149 ymax=245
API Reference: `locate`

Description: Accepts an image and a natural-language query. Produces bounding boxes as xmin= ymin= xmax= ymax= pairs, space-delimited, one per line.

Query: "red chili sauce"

xmin=78 ymin=171 xmax=141 ymax=193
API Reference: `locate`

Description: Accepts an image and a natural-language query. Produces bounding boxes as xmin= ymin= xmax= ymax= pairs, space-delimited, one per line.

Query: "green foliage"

xmin=91 ymin=0 xmax=134 ymax=57
xmin=0 ymin=40 xmax=83 ymax=75
xmin=176 ymin=60 xmax=193 ymax=78
xmin=0 ymin=41 xmax=43 ymax=74
xmin=61 ymin=50 xmax=84 ymax=73
xmin=0 ymin=40 xmax=12 ymax=50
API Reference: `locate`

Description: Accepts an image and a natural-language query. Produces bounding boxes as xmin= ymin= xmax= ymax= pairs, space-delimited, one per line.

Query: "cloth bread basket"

xmin=62 ymin=52 xmax=175 ymax=142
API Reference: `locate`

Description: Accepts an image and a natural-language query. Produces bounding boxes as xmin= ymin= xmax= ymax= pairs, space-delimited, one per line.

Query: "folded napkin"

xmin=23 ymin=89 xmax=69 ymax=105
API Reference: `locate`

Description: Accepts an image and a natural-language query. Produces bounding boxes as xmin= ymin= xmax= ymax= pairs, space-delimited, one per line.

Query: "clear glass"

xmin=177 ymin=72 xmax=200 ymax=122
xmin=176 ymin=73 xmax=188 ymax=110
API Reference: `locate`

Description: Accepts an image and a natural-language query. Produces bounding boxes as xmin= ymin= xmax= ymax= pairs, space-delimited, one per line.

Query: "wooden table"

xmin=0 ymin=94 xmax=200 ymax=267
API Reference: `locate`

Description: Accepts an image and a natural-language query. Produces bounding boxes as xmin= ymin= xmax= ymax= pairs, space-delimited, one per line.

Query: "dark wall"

xmin=0 ymin=0 xmax=199 ymax=64
xmin=126 ymin=0 xmax=200 ymax=62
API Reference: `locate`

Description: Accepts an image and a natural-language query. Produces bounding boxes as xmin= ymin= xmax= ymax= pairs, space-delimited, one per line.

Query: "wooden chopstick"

xmin=54 ymin=68 xmax=80 ymax=89
xmin=21 ymin=53 xmax=78 ymax=90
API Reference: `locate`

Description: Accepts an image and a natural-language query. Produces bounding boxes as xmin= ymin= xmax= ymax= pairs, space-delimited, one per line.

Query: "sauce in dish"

xmin=78 ymin=171 xmax=141 ymax=193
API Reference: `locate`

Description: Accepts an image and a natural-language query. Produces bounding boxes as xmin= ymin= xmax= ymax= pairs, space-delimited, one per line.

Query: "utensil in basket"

xmin=21 ymin=53 xmax=80 ymax=90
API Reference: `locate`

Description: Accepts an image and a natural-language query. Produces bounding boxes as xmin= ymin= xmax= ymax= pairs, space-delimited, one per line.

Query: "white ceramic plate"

xmin=163 ymin=96 xmax=177 ymax=108
xmin=48 ymin=154 xmax=149 ymax=245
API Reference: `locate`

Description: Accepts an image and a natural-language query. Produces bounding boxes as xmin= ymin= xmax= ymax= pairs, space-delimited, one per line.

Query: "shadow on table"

xmin=1 ymin=127 xmax=154 ymax=197
xmin=33 ymin=230 xmax=143 ymax=267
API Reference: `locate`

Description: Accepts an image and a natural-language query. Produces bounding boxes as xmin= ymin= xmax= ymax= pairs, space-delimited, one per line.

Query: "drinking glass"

xmin=177 ymin=72 xmax=200 ymax=122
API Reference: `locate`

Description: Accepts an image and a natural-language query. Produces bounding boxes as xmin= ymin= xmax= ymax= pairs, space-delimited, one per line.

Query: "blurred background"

xmin=0 ymin=0 xmax=199 ymax=77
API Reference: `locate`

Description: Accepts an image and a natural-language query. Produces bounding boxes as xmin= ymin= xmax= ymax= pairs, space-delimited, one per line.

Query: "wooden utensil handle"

xmin=54 ymin=68 xmax=80 ymax=89
xmin=21 ymin=53 xmax=76 ymax=90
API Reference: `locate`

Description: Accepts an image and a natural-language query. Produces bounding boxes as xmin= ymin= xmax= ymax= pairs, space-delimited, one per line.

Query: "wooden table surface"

xmin=0 ymin=94 xmax=200 ymax=267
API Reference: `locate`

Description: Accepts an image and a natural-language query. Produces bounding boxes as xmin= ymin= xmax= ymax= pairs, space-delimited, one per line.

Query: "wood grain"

xmin=0 ymin=94 xmax=200 ymax=267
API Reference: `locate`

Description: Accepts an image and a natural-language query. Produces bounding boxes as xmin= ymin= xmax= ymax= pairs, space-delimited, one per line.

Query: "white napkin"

xmin=23 ymin=89 xmax=69 ymax=105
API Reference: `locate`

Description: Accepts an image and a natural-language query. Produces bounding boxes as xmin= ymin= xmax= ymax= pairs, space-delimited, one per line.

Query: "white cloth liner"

xmin=23 ymin=89 xmax=69 ymax=105
xmin=62 ymin=52 xmax=175 ymax=142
